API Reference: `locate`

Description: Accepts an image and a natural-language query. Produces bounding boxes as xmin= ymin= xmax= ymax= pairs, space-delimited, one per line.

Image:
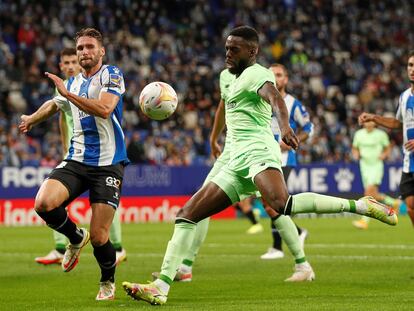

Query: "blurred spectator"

xmin=1 ymin=0 xmax=410 ymax=166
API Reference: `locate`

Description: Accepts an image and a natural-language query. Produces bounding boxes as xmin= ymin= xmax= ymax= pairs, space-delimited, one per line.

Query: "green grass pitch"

xmin=1 ymin=216 xmax=414 ymax=310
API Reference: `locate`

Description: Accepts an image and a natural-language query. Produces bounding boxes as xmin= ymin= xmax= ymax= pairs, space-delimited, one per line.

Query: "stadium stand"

xmin=0 ymin=0 xmax=410 ymax=166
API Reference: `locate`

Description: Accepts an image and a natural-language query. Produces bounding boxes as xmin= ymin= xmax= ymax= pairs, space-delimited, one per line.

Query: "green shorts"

xmin=360 ymin=161 xmax=384 ymax=188
xmin=210 ymin=142 xmax=282 ymax=204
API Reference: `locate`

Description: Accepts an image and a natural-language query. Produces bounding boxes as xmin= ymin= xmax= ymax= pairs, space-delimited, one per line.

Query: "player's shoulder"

xmin=399 ymin=87 xmax=412 ymax=102
xmin=219 ymin=68 xmax=232 ymax=79
xmin=246 ymin=63 xmax=271 ymax=75
xmin=102 ymin=64 xmax=123 ymax=76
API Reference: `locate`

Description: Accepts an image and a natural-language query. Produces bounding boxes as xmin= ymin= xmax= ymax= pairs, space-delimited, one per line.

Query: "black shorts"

xmin=399 ymin=172 xmax=414 ymax=199
xmin=48 ymin=160 xmax=124 ymax=209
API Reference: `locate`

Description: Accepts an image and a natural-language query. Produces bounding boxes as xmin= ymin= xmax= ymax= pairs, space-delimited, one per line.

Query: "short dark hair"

xmin=75 ymin=27 xmax=103 ymax=45
xmin=270 ymin=63 xmax=288 ymax=76
xmin=409 ymin=50 xmax=414 ymax=59
xmin=229 ymin=26 xmax=259 ymax=44
xmin=60 ymin=47 xmax=76 ymax=58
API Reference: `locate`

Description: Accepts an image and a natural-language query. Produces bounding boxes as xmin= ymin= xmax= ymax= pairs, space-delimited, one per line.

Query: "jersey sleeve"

xmin=52 ymin=81 xmax=71 ymax=113
xmin=244 ymin=66 xmax=275 ymax=94
xmin=395 ymin=93 xmax=403 ymax=121
xmin=352 ymin=131 xmax=360 ymax=148
xmin=293 ymin=100 xmax=313 ymax=136
xmin=100 ymin=65 xmax=125 ymax=96
xmin=219 ymin=70 xmax=230 ymax=102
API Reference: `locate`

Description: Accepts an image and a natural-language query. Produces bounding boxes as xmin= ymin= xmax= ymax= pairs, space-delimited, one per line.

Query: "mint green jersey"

xmin=353 ymin=128 xmax=389 ymax=165
xmin=223 ymin=64 xmax=280 ymax=174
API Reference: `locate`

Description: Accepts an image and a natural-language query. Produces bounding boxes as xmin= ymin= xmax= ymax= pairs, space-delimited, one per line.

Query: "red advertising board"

xmin=0 ymin=196 xmax=236 ymax=226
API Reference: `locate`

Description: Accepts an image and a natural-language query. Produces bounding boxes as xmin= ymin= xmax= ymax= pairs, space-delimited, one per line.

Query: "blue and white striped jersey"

xmin=396 ymin=88 xmax=414 ymax=173
xmin=271 ymin=94 xmax=313 ymax=167
xmin=54 ymin=64 xmax=129 ymax=166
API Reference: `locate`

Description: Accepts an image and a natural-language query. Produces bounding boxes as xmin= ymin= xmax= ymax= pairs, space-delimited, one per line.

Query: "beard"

xmin=80 ymin=55 xmax=100 ymax=70
xmin=228 ymin=58 xmax=250 ymax=75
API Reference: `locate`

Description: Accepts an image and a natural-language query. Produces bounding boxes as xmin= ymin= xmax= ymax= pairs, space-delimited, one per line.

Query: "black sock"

xmin=270 ymin=219 xmax=282 ymax=250
xmin=93 ymin=240 xmax=116 ymax=282
xmin=244 ymin=210 xmax=258 ymax=225
xmin=37 ymin=207 xmax=83 ymax=244
xmin=296 ymin=225 xmax=302 ymax=235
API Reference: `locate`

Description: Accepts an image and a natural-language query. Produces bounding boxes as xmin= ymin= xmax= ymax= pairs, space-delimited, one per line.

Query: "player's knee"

xmin=90 ymin=229 xmax=109 ymax=247
xmin=176 ymin=208 xmax=192 ymax=220
xmin=265 ymin=195 xmax=288 ymax=214
xmin=176 ymin=205 xmax=198 ymax=222
xmin=34 ymin=196 xmax=57 ymax=213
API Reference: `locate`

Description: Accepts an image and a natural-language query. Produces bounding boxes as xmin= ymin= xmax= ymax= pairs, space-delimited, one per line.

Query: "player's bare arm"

xmin=19 ymin=99 xmax=60 ymax=133
xmin=358 ymin=112 xmax=402 ymax=129
xmin=379 ymin=144 xmax=391 ymax=161
xmin=209 ymin=99 xmax=226 ymax=158
xmin=45 ymin=72 xmax=118 ymax=119
xmin=351 ymin=147 xmax=360 ymax=161
xmin=258 ymin=82 xmax=299 ymax=150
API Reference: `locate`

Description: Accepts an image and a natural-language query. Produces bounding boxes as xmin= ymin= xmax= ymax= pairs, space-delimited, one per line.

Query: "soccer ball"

xmin=139 ymin=81 xmax=178 ymax=120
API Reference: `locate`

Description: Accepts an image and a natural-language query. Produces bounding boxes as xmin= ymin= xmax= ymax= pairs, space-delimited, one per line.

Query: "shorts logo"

xmin=113 ymin=192 xmax=119 ymax=200
xmin=106 ymin=176 xmax=121 ymax=189
xmin=56 ymin=161 xmax=67 ymax=169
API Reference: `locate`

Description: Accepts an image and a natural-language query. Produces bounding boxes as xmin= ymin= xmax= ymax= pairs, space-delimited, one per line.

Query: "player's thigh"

xmin=90 ymin=202 xmax=116 ymax=246
xmin=400 ymin=172 xmax=414 ymax=202
xmin=254 ymin=168 xmax=289 ymax=213
xmin=88 ymin=163 xmax=124 ymax=209
xmin=178 ymin=181 xmax=232 ymax=222
xmin=35 ymin=161 xmax=87 ymax=212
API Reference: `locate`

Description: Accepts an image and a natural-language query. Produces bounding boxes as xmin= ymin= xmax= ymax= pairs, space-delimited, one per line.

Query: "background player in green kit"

xmin=20 ymin=48 xmax=127 ymax=266
xmin=122 ymin=26 xmax=397 ymax=306
xmin=352 ymin=120 xmax=401 ymax=230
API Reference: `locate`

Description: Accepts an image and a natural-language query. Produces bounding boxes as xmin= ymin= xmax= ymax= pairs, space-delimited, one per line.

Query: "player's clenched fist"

xmin=281 ymin=127 xmax=299 ymax=150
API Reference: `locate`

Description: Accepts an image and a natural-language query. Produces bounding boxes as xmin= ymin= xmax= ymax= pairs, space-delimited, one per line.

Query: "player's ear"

xmin=101 ymin=47 xmax=105 ymax=57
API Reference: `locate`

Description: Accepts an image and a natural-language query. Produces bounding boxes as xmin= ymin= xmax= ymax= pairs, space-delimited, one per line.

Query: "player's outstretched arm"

xmin=258 ymin=82 xmax=299 ymax=150
xmin=19 ymin=99 xmax=59 ymax=133
xmin=45 ymin=72 xmax=119 ymax=119
xmin=358 ymin=112 xmax=402 ymax=130
xmin=209 ymin=99 xmax=225 ymax=158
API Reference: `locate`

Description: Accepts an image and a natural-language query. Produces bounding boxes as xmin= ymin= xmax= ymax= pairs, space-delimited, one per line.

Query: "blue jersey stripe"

xmin=79 ymin=78 xmax=100 ymax=165
xmin=111 ymin=97 xmax=129 ymax=165
xmin=66 ymin=77 xmax=75 ymax=161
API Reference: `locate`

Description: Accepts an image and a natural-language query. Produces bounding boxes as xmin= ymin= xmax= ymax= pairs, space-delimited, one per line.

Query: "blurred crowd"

xmin=0 ymin=0 xmax=412 ymax=167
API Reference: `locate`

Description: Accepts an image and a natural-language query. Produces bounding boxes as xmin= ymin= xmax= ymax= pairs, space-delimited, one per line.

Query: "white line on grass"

xmin=205 ymin=243 xmax=414 ymax=250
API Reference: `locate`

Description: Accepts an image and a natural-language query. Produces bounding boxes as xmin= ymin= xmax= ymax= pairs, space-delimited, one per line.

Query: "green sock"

xmin=273 ymin=216 xmax=306 ymax=264
xmin=291 ymin=192 xmax=355 ymax=214
xmin=109 ymin=208 xmax=122 ymax=249
xmin=382 ymin=195 xmax=397 ymax=207
xmin=159 ymin=221 xmax=197 ymax=284
xmin=182 ymin=217 xmax=210 ymax=264
xmin=53 ymin=231 xmax=68 ymax=251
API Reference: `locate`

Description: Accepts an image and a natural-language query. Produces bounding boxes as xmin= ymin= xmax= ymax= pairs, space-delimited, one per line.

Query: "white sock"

xmin=355 ymin=199 xmax=367 ymax=215
xmin=154 ymin=279 xmax=170 ymax=294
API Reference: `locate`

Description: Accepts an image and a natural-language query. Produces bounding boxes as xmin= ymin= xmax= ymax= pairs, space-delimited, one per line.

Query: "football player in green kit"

xmin=123 ymin=26 xmax=397 ymax=305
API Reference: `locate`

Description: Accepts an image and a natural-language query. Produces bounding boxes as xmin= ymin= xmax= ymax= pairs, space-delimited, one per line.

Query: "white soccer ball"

xmin=139 ymin=81 xmax=178 ymax=120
